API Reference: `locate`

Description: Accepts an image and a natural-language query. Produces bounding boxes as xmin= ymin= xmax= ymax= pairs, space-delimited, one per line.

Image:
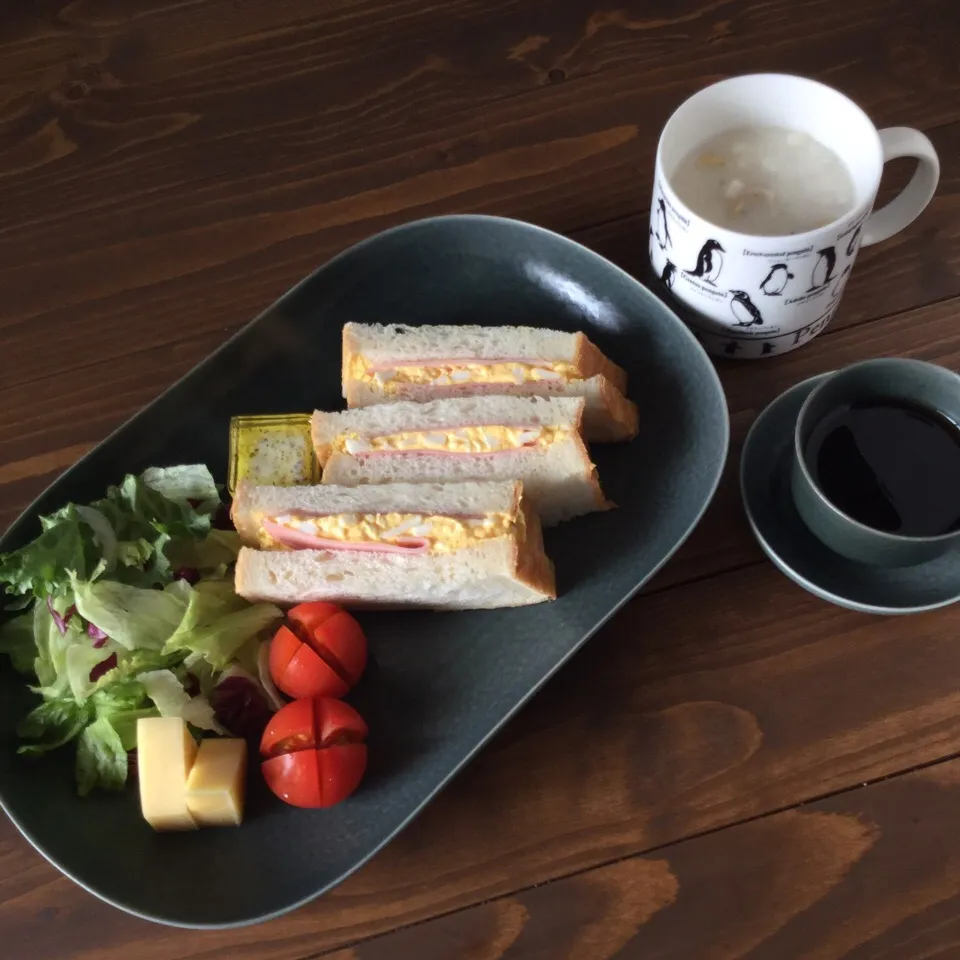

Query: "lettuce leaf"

xmin=141 ymin=465 xmax=220 ymax=515
xmin=0 ymin=611 xmax=37 ymax=675
xmin=138 ymin=669 xmax=224 ymax=733
xmin=75 ymin=716 xmax=128 ymax=796
xmin=65 ymin=642 xmax=119 ymax=702
xmin=91 ymin=676 xmax=148 ymax=714
xmin=109 ymin=707 xmax=159 ymax=752
xmin=93 ymin=651 xmax=180 ymax=689
xmin=163 ymin=596 xmax=282 ymax=670
xmin=165 ymin=530 xmax=242 ymax=574
xmin=0 ymin=505 xmax=99 ymax=600
xmin=69 ymin=574 xmax=278 ymax=667
xmin=17 ymin=697 xmax=93 ymax=756
xmin=102 ymin=470 xmax=215 ymax=543
xmin=71 ymin=575 xmax=188 ymax=651
xmin=0 ymin=465 xmax=222 ymax=604
xmin=31 ymin=598 xmax=82 ymax=698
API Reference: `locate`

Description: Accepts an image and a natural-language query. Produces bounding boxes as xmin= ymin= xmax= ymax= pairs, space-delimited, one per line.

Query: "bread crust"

xmin=571 ymin=332 xmax=628 ymax=393
xmin=513 ymin=498 xmax=557 ymax=599
xmin=587 ymin=376 xmax=639 ymax=442
xmin=229 ymin=481 xmax=260 ymax=543
xmin=341 ymin=324 xmax=353 ymax=402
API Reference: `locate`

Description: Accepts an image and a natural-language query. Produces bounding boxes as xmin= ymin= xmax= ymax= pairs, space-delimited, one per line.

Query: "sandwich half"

xmin=232 ymin=479 xmax=555 ymax=609
xmin=341 ymin=323 xmax=639 ymax=442
xmin=312 ymin=395 xmax=611 ymax=526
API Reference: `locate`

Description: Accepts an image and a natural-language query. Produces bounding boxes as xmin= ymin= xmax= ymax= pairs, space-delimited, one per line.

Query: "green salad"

xmin=0 ymin=465 xmax=282 ymax=796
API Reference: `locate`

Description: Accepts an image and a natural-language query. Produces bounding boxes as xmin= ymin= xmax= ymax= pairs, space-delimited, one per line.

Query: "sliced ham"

xmin=261 ymin=520 xmax=430 ymax=553
xmin=390 ymin=381 xmax=568 ymax=397
xmin=366 ymin=357 xmax=550 ymax=372
xmin=353 ymin=445 xmax=539 ymax=459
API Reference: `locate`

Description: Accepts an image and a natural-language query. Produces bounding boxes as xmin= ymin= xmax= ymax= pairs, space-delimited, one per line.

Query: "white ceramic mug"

xmin=648 ymin=74 xmax=940 ymax=359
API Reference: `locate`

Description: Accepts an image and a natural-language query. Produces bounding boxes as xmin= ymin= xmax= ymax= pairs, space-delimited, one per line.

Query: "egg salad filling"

xmin=259 ymin=510 xmax=522 ymax=553
xmin=333 ymin=424 xmax=568 ymax=456
xmin=350 ymin=354 xmax=580 ymax=391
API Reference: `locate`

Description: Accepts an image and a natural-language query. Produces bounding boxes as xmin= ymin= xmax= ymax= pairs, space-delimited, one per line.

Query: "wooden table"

xmin=1 ymin=1 xmax=958 ymax=957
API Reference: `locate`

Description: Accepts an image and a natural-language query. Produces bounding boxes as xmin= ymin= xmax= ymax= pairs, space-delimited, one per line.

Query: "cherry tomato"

xmin=261 ymin=696 xmax=367 ymax=757
xmin=288 ymin=603 xmax=368 ymax=685
xmin=268 ymin=602 xmax=367 ymax=700
xmin=260 ymin=697 xmax=368 ymax=808
xmin=270 ymin=626 xmax=348 ymax=699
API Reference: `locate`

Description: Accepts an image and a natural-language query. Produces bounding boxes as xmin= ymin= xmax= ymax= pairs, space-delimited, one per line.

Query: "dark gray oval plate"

xmin=0 ymin=215 xmax=728 ymax=928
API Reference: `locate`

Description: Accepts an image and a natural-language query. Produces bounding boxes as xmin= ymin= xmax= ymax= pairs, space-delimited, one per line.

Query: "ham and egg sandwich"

xmin=311 ymin=395 xmax=611 ymax=526
xmin=341 ymin=323 xmax=639 ymax=442
xmin=232 ymin=479 xmax=555 ymax=609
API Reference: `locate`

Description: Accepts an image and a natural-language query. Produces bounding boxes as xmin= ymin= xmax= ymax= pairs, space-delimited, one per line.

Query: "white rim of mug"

xmin=654 ymin=72 xmax=883 ymax=245
xmin=793 ymin=357 xmax=960 ymax=546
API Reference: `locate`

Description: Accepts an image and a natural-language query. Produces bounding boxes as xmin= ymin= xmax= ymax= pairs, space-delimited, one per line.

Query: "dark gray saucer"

xmin=741 ymin=374 xmax=960 ymax=615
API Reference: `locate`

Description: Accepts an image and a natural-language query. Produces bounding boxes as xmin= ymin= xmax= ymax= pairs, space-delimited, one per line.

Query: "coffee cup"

xmin=649 ymin=74 xmax=940 ymax=360
xmin=791 ymin=358 xmax=960 ymax=567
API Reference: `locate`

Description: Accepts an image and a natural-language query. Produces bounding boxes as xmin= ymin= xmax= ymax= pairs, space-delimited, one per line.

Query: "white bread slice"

xmin=342 ymin=323 xmax=628 ymax=393
xmin=341 ymin=323 xmax=637 ymax=442
xmin=231 ymin=480 xmax=556 ymax=609
xmin=311 ymin=395 xmax=611 ymax=526
xmin=234 ymin=531 xmax=553 ymax=609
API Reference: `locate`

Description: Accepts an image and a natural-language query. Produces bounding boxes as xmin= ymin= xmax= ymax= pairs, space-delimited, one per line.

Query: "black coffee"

xmin=805 ymin=398 xmax=960 ymax=536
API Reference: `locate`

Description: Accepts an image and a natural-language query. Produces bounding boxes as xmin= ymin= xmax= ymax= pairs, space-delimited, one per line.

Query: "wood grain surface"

xmin=319 ymin=760 xmax=960 ymax=959
xmin=1 ymin=1 xmax=959 ymax=957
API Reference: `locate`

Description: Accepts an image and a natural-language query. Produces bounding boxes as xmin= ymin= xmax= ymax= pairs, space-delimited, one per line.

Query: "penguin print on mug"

xmin=845 ymin=225 xmax=861 ymax=256
xmin=808 ymin=246 xmax=837 ymax=291
xmin=659 ymin=259 xmax=677 ymax=289
xmin=648 ymin=74 xmax=939 ymax=359
xmin=652 ymin=196 xmax=672 ymax=251
xmin=684 ymin=239 xmax=724 ymax=285
xmin=831 ymin=263 xmax=852 ymax=298
xmin=729 ymin=290 xmax=764 ymax=327
xmin=759 ymin=263 xmax=794 ymax=296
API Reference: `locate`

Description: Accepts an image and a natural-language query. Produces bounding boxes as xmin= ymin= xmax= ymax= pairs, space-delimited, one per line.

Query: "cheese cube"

xmin=186 ymin=738 xmax=248 ymax=827
xmin=137 ymin=717 xmax=199 ymax=831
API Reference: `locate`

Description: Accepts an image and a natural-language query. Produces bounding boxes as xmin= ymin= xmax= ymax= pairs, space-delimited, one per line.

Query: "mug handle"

xmin=861 ymin=127 xmax=940 ymax=246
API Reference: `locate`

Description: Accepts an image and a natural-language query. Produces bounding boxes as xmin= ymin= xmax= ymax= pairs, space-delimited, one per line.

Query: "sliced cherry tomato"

xmin=260 ymin=697 xmax=320 ymax=758
xmin=288 ymin=602 xmax=368 ymax=684
xmin=270 ymin=626 xmax=348 ymax=699
xmin=286 ymin=602 xmax=343 ymax=633
xmin=260 ymin=696 xmax=368 ymax=758
xmin=261 ymin=751 xmax=323 ymax=808
xmin=260 ymin=697 xmax=368 ymax=808
xmin=316 ymin=744 xmax=367 ymax=807
xmin=268 ymin=602 xmax=368 ymax=700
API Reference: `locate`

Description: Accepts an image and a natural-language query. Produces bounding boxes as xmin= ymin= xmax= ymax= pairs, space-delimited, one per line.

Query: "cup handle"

xmin=861 ymin=127 xmax=940 ymax=246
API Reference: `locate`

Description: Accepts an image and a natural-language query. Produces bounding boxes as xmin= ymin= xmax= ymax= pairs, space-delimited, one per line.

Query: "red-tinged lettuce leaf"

xmin=211 ymin=674 xmax=273 ymax=742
